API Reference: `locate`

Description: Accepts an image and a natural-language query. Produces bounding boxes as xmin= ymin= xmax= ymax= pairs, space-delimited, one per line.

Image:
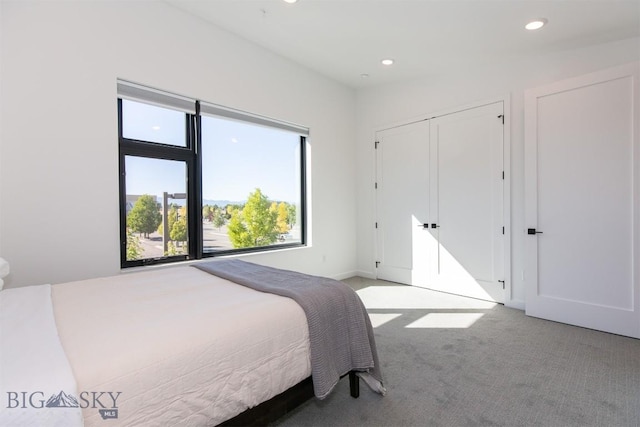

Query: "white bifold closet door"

xmin=375 ymin=120 xmax=430 ymax=286
xmin=375 ymin=102 xmax=505 ymax=303
xmin=524 ymin=63 xmax=640 ymax=338
xmin=428 ymin=103 xmax=505 ymax=302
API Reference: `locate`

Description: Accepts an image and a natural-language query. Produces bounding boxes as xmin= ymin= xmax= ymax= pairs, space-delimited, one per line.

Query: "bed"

xmin=0 ymin=260 xmax=383 ymax=426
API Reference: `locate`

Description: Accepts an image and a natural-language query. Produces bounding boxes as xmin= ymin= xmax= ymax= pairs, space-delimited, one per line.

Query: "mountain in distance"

xmin=128 ymin=196 xmax=296 ymax=209
xmin=127 ymin=195 xmax=245 ymax=210
xmin=203 ymin=199 xmax=244 ymax=207
xmin=45 ymin=390 xmax=79 ymax=408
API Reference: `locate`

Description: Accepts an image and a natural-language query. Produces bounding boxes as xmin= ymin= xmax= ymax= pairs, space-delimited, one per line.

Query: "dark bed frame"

xmin=218 ymin=372 xmax=359 ymax=426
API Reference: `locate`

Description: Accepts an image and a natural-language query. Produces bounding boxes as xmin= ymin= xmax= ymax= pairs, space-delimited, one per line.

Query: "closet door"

xmin=524 ymin=63 xmax=640 ymax=338
xmin=375 ymin=120 xmax=430 ymax=285
xmin=427 ymin=102 xmax=505 ymax=303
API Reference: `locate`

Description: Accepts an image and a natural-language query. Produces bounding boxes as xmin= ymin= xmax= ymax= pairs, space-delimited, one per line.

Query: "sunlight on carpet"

xmin=354 ymin=281 xmax=497 ymax=329
xmin=405 ymin=312 xmax=485 ymax=328
xmin=368 ymin=313 xmax=403 ymax=328
xmin=356 ymin=285 xmax=496 ymax=310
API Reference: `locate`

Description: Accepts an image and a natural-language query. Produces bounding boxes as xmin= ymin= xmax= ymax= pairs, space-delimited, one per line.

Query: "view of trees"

xmin=126 ymin=195 xmax=188 ymax=260
xmin=126 ymin=188 xmax=298 ymax=261
xmin=202 ymin=205 xmax=215 ymax=222
xmin=126 ymin=194 xmax=162 ymax=261
xmin=127 ymin=194 xmax=161 ymax=238
xmin=202 ymin=205 xmax=228 ymax=230
xmin=126 ymin=227 xmax=143 ymax=260
xmin=165 ymin=205 xmax=187 ymax=245
xmin=226 ymin=188 xmax=297 ymax=249
xmin=227 ymin=189 xmax=279 ymax=248
xmin=213 ymin=210 xmax=226 ymax=229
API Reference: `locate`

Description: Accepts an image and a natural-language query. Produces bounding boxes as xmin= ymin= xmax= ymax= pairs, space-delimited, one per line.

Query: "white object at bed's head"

xmin=0 ymin=257 xmax=10 ymax=290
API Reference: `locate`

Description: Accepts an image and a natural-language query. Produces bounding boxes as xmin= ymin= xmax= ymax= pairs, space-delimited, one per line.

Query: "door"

xmin=427 ymin=102 xmax=505 ymax=302
xmin=524 ymin=64 xmax=640 ymax=338
xmin=375 ymin=120 xmax=430 ymax=285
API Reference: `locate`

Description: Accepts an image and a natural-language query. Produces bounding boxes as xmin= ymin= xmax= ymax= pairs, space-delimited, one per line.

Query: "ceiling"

xmin=166 ymin=0 xmax=640 ymax=88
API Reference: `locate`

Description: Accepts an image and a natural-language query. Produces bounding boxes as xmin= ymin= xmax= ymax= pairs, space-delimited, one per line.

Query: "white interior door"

xmin=375 ymin=120 xmax=430 ymax=285
xmin=524 ymin=63 xmax=640 ymax=338
xmin=427 ymin=102 xmax=505 ymax=302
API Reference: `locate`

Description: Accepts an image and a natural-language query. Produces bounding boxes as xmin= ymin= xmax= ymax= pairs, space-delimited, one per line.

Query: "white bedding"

xmin=0 ymin=284 xmax=83 ymax=427
xmin=50 ymin=266 xmax=311 ymax=426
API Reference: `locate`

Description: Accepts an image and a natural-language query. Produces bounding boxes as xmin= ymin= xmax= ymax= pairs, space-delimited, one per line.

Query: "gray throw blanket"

xmin=193 ymin=259 xmax=385 ymax=399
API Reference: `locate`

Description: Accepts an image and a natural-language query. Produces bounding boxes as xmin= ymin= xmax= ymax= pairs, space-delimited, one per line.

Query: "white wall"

xmin=0 ymin=1 xmax=3 ymax=260
xmin=0 ymin=1 xmax=357 ymax=287
xmin=355 ymin=37 xmax=640 ymax=308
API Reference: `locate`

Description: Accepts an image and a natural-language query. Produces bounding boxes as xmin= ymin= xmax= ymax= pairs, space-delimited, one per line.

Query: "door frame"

xmin=373 ymin=95 xmax=512 ymax=305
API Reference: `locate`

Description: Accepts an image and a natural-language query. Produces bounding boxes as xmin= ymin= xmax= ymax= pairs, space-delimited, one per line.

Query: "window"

xmin=118 ymin=81 xmax=307 ymax=268
xmin=121 ymin=100 xmax=187 ymax=147
xmin=201 ymin=115 xmax=303 ymax=253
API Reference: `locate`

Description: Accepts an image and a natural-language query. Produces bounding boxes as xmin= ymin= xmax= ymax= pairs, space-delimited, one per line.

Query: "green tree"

xmin=226 ymin=204 xmax=241 ymax=219
xmin=157 ymin=204 xmax=178 ymax=236
xmin=202 ymin=205 xmax=214 ymax=222
xmin=276 ymin=202 xmax=289 ymax=234
xmin=227 ymin=188 xmax=278 ymax=248
xmin=127 ymin=194 xmax=161 ymax=238
xmin=170 ymin=206 xmax=188 ymax=244
xmin=126 ymin=227 xmax=143 ymax=260
xmin=165 ymin=241 xmax=185 ymax=256
xmin=287 ymin=204 xmax=297 ymax=229
xmin=213 ymin=209 xmax=226 ymax=230
xmin=168 ymin=205 xmax=179 ymax=230
xmin=227 ymin=212 xmax=252 ymax=248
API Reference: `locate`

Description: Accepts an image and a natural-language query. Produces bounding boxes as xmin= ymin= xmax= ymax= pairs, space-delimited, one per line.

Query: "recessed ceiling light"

xmin=283 ymin=0 xmax=298 ymax=3
xmin=361 ymin=73 xmax=370 ymax=78
xmin=152 ymin=126 xmax=160 ymax=131
xmin=525 ymin=18 xmax=548 ymax=30
xmin=381 ymin=59 xmax=394 ymax=66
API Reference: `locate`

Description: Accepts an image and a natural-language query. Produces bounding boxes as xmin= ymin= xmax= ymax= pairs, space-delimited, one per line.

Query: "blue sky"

xmin=123 ymin=100 xmax=301 ymax=203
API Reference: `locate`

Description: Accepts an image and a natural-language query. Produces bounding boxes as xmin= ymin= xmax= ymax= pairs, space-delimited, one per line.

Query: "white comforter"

xmin=2 ymin=266 xmax=311 ymax=427
xmin=0 ymin=284 xmax=83 ymax=427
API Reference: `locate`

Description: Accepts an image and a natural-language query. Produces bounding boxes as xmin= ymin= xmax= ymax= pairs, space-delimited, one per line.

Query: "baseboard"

xmin=332 ymin=270 xmax=376 ymax=281
xmin=332 ymin=270 xmax=358 ymax=280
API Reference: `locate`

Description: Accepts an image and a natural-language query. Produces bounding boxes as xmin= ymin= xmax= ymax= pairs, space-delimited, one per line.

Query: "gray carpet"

xmin=274 ymin=277 xmax=640 ymax=427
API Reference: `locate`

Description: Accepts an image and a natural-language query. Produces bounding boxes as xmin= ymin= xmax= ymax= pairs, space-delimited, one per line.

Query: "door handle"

xmin=418 ymin=223 xmax=429 ymax=229
xmin=431 ymin=223 xmax=440 ymax=229
xmin=527 ymin=228 xmax=543 ymax=235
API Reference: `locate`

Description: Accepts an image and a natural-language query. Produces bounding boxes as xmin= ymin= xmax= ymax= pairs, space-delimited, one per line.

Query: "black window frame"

xmin=118 ymin=86 xmax=307 ymax=269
